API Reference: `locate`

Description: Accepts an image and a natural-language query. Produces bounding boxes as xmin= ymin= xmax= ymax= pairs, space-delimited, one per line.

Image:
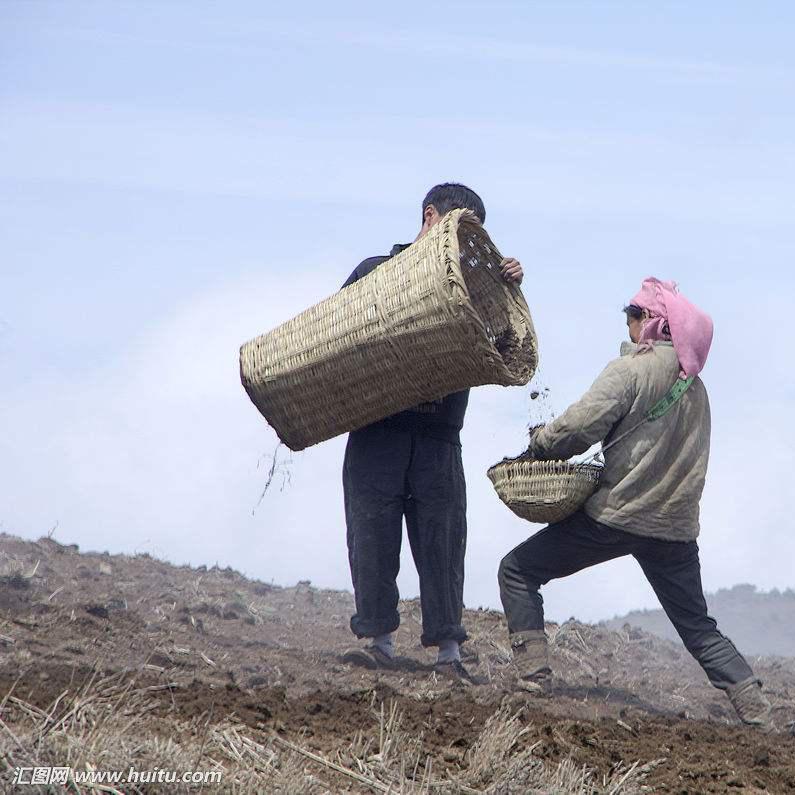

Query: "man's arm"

xmin=341 ymin=256 xmax=390 ymax=289
xmin=529 ymin=358 xmax=635 ymax=461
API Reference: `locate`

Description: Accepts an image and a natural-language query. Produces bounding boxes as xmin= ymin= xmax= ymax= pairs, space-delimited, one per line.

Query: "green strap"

xmin=646 ymin=376 xmax=694 ymax=421
xmin=591 ymin=375 xmax=696 ymax=461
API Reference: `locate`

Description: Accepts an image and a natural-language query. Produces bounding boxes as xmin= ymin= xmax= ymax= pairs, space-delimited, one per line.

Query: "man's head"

xmin=417 ymin=183 xmax=486 ymax=239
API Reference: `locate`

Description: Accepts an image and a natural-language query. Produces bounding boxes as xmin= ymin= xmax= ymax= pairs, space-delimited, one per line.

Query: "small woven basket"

xmin=487 ymin=458 xmax=602 ymax=524
xmin=241 ymin=209 xmax=538 ymax=451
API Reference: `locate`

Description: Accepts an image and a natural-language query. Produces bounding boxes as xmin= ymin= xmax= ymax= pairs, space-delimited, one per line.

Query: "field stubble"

xmin=1 ymin=533 xmax=793 ymax=793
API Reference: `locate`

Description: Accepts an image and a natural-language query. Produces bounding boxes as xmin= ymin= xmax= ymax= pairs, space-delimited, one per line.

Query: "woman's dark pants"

xmin=498 ymin=511 xmax=753 ymax=690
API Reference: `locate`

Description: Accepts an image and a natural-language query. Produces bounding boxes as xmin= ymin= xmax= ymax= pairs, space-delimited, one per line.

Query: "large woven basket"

xmin=487 ymin=458 xmax=602 ymax=524
xmin=240 ymin=209 xmax=538 ymax=451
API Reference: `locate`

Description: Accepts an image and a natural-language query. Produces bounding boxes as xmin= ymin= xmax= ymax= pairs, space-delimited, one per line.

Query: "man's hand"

xmin=500 ymin=257 xmax=523 ymax=284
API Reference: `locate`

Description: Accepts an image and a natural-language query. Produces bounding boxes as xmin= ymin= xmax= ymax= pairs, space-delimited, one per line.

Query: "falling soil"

xmin=527 ymin=377 xmax=556 ymax=428
xmin=493 ymin=326 xmax=536 ymax=381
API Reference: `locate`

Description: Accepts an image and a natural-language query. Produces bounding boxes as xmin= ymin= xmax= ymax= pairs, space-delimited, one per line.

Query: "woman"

xmin=498 ymin=277 xmax=774 ymax=730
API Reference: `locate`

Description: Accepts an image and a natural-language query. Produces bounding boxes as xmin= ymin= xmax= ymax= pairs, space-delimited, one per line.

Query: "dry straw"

xmin=487 ymin=458 xmax=602 ymax=524
xmin=240 ymin=209 xmax=538 ymax=450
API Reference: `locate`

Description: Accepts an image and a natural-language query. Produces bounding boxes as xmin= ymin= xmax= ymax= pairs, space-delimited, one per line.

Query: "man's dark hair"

xmin=623 ymin=304 xmax=644 ymax=320
xmin=422 ymin=183 xmax=486 ymax=224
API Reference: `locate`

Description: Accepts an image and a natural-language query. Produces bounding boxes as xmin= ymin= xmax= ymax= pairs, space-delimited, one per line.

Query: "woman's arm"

xmin=529 ymin=358 xmax=635 ymax=461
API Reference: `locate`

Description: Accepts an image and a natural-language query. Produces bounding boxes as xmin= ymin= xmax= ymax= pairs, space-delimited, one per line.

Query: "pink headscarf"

xmin=630 ymin=277 xmax=713 ymax=378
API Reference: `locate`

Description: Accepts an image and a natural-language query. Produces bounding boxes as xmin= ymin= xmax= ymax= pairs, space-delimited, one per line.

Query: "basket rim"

xmin=442 ymin=210 xmax=534 ymax=386
xmin=487 ymin=457 xmax=604 ymax=477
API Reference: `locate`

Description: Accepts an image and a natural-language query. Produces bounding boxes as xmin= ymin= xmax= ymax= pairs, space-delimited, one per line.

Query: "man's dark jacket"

xmin=342 ymin=244 xmax=469 ymax=445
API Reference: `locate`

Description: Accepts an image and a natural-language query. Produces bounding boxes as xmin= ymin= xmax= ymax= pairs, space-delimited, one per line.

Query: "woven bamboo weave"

xmin=487 ymin=459 xmax=602 ymax=524
xmin=240 ymin=209 xmax=538 ymax=451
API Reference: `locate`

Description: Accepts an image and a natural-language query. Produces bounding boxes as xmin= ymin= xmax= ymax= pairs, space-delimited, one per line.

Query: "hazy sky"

xmin=2 ymin=2 xmax=794 ymax=625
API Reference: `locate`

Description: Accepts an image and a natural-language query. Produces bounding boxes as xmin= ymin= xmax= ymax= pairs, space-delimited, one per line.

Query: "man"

xmin=341 ymin=183 xmax=523 ymax=679
xmin=498 ymin=278 xmax=776 ymax=730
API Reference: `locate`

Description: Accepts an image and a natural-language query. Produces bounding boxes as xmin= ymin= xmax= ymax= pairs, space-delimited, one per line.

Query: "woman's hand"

xmin=524 ymin=423 xmax=545 ymax=459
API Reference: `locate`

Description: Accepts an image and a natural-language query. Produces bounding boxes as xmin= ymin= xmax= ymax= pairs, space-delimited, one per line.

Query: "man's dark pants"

xmin=498 ymin=511 xmax=753 ymax=690
xmin=343 ymin=425 xmax=467 ymax=647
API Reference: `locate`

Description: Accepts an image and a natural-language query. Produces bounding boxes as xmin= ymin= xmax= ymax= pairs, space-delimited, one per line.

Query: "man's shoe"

xmin=727 ymin=677 xmax=776 ymax=732
xmin=433 ymin=659 xmax=481 ymax=685
xmin=341 ymin=645 xmax=396 ymax=670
